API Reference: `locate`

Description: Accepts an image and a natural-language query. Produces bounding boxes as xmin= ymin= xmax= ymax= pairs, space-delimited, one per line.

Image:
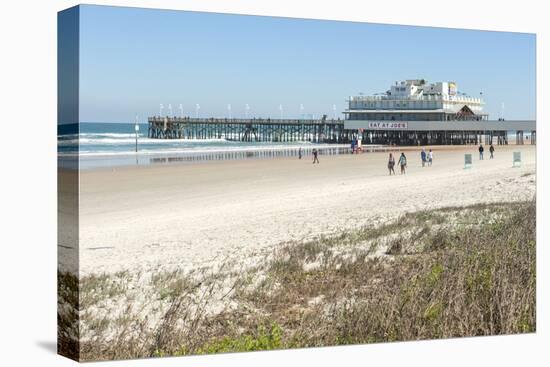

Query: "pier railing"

xmin=148 ymin=116 xmax=344 ymax=125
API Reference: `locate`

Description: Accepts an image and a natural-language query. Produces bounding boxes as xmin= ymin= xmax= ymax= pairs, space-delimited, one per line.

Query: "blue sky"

xmin=78 ymin=5 xmax=536 ymax=122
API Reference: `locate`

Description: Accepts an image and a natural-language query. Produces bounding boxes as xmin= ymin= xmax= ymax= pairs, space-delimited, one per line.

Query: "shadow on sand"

xmin=36 ymin=340 xmax=57 ymax=354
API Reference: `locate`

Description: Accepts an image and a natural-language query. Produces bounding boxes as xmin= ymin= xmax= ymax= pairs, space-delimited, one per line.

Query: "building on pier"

xmin=344 ymin=79 xmax=535 ymax=145
xmin=345 ymin=79 xmax=487 ymax=122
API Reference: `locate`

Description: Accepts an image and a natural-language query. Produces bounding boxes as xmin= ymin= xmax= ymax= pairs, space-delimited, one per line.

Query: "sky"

xmin=76 ymin=4 xmax=536 ymax=123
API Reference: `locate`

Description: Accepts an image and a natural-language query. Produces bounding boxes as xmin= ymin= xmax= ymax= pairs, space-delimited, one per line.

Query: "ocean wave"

xmin=58 ymin=133 xmax=139 ymax=140
xmin=79 ymin=132 xmax=141 ymax=138
xmin=58 ymin=137 xmax=229 ymax=145
xmin=62 ymin=135 xmax=320 ymax=146
xmin=78 ymin=138 xmax=226 ymax=144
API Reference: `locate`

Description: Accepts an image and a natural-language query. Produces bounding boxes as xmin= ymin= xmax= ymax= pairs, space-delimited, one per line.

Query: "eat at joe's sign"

xmin=368 ymin=122 xmax=408 ymax=130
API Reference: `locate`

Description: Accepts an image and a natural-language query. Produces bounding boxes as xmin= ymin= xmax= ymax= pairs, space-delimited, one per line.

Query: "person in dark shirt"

xmin=312 ymin=148 xmax=319 ymax=164
xmin=398 ymin=153 xmax=407 ymax=174
xmin=489 ymin=144 xmax=495 ymax=159
xmin=479 ymin=144 xmax=484 ymax=160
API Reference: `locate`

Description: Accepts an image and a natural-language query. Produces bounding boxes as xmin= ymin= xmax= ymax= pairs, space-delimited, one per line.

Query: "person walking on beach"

xmin=398 ymin=152 xmax=407 ymax=174
xmin=479 ymin=144 xmax=484 ymax=160
xmin=489 ymin=144 xmax=495 ymax=159
xmin=421 ymin=148 xmax=427 ymax=167
xmin=388 ymin=153 xmax=396 ymax=175
xmin=312 ymin=148 xmax=319 ymax=164
xmin=428 ymin=149 xmax=433 ymax=166
xmin=298 ymin=147 xmax=302 ymax=159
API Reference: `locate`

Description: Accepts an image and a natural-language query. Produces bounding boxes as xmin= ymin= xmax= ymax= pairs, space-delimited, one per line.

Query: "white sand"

xmin=71 ymin=145 xmax=536 ymax=275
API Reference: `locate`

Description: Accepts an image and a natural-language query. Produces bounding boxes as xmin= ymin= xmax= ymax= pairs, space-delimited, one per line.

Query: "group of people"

xmin=478 ymin=143 xmax=495 ymax=160
xmin=307 ymin=143 xmax=495 ymax=172
xmin=350 ymin=138 xmax=362 ymax=154
xmin=421 ymin=148 xmax=434 ymax=167
xmin=387 ymin=152 xmax=408 ymax=175
xmin=387 ymin=148 xmax=433 ymax=175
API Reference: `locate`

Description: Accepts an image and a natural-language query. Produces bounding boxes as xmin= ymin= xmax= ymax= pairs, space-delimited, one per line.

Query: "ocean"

xmin=58 ymin=122 xmax=350 ymax=169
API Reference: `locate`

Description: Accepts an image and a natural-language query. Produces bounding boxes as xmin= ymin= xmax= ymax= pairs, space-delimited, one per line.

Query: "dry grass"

xmin=58 ymin=199 xmax=536 ymax=361
xmin=57 ymin=271 xmax=80 ymax=360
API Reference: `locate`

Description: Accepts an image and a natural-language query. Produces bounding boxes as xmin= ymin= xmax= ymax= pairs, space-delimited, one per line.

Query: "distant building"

xmin=345 ymin=79 xmax=488 ymax=122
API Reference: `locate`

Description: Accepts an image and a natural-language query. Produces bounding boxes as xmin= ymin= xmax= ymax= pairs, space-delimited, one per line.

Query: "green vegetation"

xmin=172 ymin=323 xmax=283 ymax=355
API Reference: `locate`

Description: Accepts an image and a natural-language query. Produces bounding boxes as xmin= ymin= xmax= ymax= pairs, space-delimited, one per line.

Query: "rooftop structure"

xmin=346 ymin=79 xmax=488 ymax=121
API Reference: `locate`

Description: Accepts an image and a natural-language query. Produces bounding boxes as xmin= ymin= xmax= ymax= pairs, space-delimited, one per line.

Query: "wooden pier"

xmin=148 ymin=117 xmax=536 ymax=146
xmin=148 ymin=116 xmax=349 ymax=143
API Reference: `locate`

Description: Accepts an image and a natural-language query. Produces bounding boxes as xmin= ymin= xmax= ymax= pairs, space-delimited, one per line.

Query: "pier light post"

xmin=227 ymin=104 xmax=232 ymax=119
xmin=195 ymin=104 xmax=200 ymax=118
xmin=333 ymin=104 xmax=337 ymax=120
xmin=159 ymin=103 xmax=164 ymax=117
xmin=279 ymin=104 xmax=283 ymax=119
xmin=179 ymin=103 xmax=184 ymax=118
xmin=245 ymin=103 xmax=250 ymax=119
xmin=168 ymin=103 xmax=173 ymax=117
xmin=300 ymin=104 xmax=304 ymax=119
xmin=134 ymin=115 xmax=139 ymax=153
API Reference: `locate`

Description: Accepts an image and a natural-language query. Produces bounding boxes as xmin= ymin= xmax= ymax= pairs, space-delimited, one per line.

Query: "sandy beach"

xmin=64 ymin=144 xmax=535 ymax=275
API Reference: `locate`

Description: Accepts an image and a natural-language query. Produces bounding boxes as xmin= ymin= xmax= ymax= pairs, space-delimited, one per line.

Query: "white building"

xmin=346 ymin=79 xmax=487 ymax=121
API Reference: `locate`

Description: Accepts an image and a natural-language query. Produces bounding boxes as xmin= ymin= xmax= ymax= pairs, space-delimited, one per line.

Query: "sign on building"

xmin=464 ymin=153 xmax=472 ymax=169
xmin=367 ymin=122 xmax=408 ymax=130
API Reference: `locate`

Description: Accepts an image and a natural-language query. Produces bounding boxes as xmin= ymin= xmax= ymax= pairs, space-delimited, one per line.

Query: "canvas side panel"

xmin=57 ymin=5 xmax=80 ymax=362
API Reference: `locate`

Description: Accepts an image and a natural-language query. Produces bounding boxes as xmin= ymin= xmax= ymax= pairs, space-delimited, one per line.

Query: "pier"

xmin=148 ymin=117 xmax=536 ymax=146
xmin=148 ymin=116 xmax=349 ymax=143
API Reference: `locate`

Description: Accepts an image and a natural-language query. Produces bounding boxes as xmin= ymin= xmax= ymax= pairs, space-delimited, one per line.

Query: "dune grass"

xmin=58 ymin=199 xmax=536 ymax=361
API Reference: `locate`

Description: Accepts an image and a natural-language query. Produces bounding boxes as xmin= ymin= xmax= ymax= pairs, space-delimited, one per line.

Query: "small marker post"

xmin=464 ymin=153 xmax=472 ymax=169
xmin=513 ymin=151 xmax=521 ymax=167
xmin=134 ymin=115 xmax=139 ymax=153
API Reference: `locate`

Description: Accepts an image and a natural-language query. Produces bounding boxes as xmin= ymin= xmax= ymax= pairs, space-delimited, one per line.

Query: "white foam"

xmin=78 ymin=143 xmax=348 ymax=157
xmin=78 ymin=137 xmax=213 ymax=144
